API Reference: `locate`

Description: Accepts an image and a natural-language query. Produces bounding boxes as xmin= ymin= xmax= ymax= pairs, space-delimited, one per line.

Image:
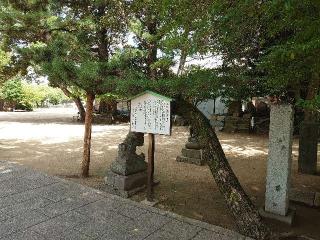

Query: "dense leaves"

xmin=210 ymin=0 xmax=320 ymax=104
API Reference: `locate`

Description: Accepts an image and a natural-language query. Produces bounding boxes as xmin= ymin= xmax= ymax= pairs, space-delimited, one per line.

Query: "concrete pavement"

xmin=0 ymin=160 xmax=250 ymax=240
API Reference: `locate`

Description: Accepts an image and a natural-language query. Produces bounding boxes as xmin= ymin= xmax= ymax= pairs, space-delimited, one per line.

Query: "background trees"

xmin=0 ymin=1 xmax=319 ymax=239
xmin=0 ymin=0 xmax=130 ymax=177
xmin=0 ymin=78 xmax=68 ymax=111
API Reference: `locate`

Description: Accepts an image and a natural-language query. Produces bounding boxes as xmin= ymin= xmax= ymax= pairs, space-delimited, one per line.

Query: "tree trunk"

xmin=0 ymin=99 xmax=4 ymax=111
xmin=59 ymin=85 xmax=85 ymax=122
xmin=298 ymin=73 xmax=319 ymax=174
xmin=177 ymin=49 xmax=187 ymax=76
xmin=146 ymin=20 xmax=158 ymax=79
xmin=75 ymin=97 xmax=86 ymax=122
xmin=81 ymin=93 xmax=95 ymax=178
xmin=304 ymin=73 xmax=319 ymax=121
xmin=176 ymin=98 xmax=273 ymax=240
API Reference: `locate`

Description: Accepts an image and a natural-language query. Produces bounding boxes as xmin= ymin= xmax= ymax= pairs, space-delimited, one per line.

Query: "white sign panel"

xmin=130 ymin=92 xmax=171 ymax=135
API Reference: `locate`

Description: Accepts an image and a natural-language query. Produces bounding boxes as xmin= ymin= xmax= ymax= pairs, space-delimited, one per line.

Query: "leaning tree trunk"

xmin=81 ymin=93 xmax=95 ymax=177
xmin=59 ymin=85 xmax=86 ymax=122
xmin=75 ymin=97 xmax=86 ymax=122
xmin=176 ymin=99 xmax=273 ymax=240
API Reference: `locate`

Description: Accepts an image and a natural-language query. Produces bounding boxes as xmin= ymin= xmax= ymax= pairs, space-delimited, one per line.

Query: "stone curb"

xmin=289 ymin=188 xmax=320 ymax=207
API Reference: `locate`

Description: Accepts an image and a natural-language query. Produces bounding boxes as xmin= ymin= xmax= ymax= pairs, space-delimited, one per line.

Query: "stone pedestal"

xmin=105 ymin=132 xmax=147 ymax=198
xmin=177 ymin=126 xmax=205 ymax=165
xmin=264 ymin=104 xmax=294 ymax=224
xmin=176 ymin=140 xmax=205 ymax=166
xmin=298 ymin=121 xmax=319 ymax=175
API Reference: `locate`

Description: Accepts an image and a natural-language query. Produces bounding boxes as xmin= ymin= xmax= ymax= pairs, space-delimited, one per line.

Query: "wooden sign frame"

xmin=129 ymin=91 xmax=173 ymax=202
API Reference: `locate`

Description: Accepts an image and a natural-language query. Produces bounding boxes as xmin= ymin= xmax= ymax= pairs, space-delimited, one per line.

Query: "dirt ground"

xmin=0 ymin=107 xmax=320 ymax=239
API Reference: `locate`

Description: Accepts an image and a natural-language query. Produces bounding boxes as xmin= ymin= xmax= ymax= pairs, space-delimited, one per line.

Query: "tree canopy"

xmin=0 ymin=1 xmax=319 ymax=238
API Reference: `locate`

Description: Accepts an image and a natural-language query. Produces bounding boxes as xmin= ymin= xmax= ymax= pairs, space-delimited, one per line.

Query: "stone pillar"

xmin=262 ymin=104 xmax=295 ymax=224
xmin=298 ymin=121 xmax=319 ymax=175
xmin=105 ymin=132 xmax=147 ymax=198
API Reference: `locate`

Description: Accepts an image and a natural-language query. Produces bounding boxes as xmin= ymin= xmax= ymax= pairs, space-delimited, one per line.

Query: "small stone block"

xmin=289 ymin=189 xmax=315 ymax=206
xmin=176 ymin=156 xmax=205 ymax=166
xmin=104 ymin=183 xmax=146 ymax=198
xmin=185 ymin=142 xmax=202 ymax=150
xmin=314 ymin=192 xmax=320 ymax=207
xmin=259 ymin=207 xmax=295 ymax=225
xmin=181 ymin=148 xmax=202 ymax=159
xmin=105 ymin=170 xmax=147 ymax=191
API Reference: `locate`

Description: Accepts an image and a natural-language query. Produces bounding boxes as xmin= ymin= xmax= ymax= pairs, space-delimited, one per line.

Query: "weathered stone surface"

xmin=6 ymin=230 xmax=46 ymax=240
xmin=192 ymin=229 xmax=229 ymax=240
xmin=31 ymin=211 xmax=87 ymax=237
xmin=298 ymin=121 xmax=319 ymax=175
xmin=259 ymin=207 xmax=295 ymax=225
xmin=37 ymin=191 xmax=103 ymax=217
xmin=115 ymin=211 xmax=172 ymax=239
xmin=176 ymin=156 xmax=205 ymax=166
xmin=0 ymin=210 xmax=48 ymax=239
xmin=110 ymin=143 xmax=147 ymax=176
xmin=110 ymin=132 xmax=147 ymax=176
xmin=289 ymin=189 xmax=315 ymax=206
xmin=74 ymin=218 xmax=122 ymax=239
xmin=144 ymin=219 xmax=201 ymax=240
xmin=0 ymin=161 xmax=247 ymax=240
xmin=106 ymin=132 xmax=147 ymax=198
xmin=185 ymin=142 xmax=202 ymax=150
xmin=314 ymin=192 xmax=320 ymax=207
xmin=106 ymin=170 xmax=147 ymax=191
xmin=1 ymin=196 xmax=53 ymax=218
xmin=265 ymin=104 xmax=294 ymax=216
xmin=177 ymin=128 xmax=205 ymax=166
xmin=182 ymin=148 xmax=202 ymax=159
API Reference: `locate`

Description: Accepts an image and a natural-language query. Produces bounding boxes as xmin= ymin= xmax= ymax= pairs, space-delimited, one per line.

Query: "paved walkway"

xmin=0 ymin=161 xmax=250 ymax=240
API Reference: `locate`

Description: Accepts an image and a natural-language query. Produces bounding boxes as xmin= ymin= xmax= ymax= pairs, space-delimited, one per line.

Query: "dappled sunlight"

xmin=105 ymin=145 xmax=118 ymax=150
xmin=221 ymin=143 xmax=268 ymax=157
xmin=0 ymin=169 xmax=12 ymax=174
xmin=219 ymin=139 xmax=237 ymax=144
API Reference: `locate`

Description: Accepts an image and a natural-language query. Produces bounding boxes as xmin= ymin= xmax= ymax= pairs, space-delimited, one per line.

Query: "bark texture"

xmin=59 ymin=85 xmax=85 ymax=122
xmin=176 ymin=99 xmax=273 ymax=240
xmin=81 ymin=93 xmax=95 ymax=177
xmin=298 ymin=74 xmax=319 ymax=174
xmin=0 ymin=99 xmax=4 ymax=111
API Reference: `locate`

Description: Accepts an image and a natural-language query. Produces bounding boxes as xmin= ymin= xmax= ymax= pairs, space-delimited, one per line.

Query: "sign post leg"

xmin=147 ymin=133 xmax=155 ymax=202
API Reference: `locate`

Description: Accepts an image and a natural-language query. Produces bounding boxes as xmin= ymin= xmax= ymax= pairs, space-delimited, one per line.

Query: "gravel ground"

xmin=0 ymin=107 xmax=319 ymax=239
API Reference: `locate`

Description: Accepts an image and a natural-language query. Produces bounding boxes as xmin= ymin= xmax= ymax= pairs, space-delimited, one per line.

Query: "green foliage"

xmin=1 ymin=77 xmax=23 ymax=103
xmin=210 ymin=0 xmax=320 ymax=103
xmin=21 ymin=83 xmax=68 ymax=107
xmin=297 ymin=95 xmax=320 ymax=111
xmin=0 ymin=0 xmax=129 ymax=95
xmin=0 ymin=47 xmax=12 ymax=84
xmin=0 ymin=77 xmax=68 ymax=110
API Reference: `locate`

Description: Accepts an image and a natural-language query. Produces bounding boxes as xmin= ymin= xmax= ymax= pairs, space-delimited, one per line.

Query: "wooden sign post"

xmin=147 ymin=133 xmax=155 ymax=201
xmin=130 ymin=91 xmax=172 ymax=203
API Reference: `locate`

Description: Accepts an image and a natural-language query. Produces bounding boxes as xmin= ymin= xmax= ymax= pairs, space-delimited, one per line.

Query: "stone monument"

xmin=176 ymin=126 xmax=205 ymax=166
xmin=259 ymin=104 xmax=295 ymax=224
xmin=105 ymin=132 xmax=147 ymax=198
